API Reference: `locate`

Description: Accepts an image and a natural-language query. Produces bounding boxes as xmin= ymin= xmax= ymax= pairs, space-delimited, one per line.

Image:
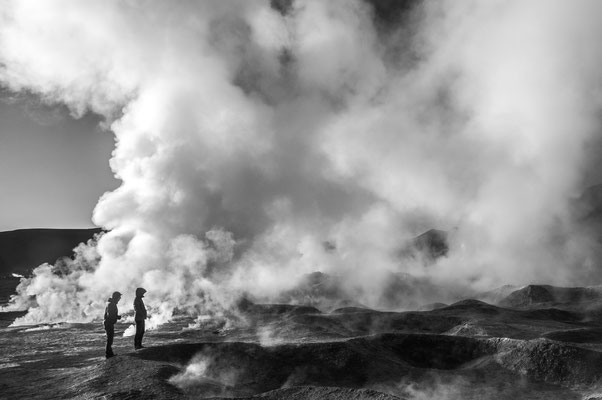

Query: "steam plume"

xmin=2 ymin=0 xmax=602 ymax=324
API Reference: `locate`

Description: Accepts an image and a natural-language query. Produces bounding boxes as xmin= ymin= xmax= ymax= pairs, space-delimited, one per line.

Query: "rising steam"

xmin=2 ymin=0 xmax=602 ymax=324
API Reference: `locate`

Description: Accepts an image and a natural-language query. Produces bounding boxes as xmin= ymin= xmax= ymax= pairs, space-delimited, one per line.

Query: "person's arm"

xmin=106 ymin=303 xmax=119 ymax=324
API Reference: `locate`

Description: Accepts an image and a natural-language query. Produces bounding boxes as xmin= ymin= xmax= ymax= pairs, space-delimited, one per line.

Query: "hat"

xmin=112 ymin=291 xmax=122 ymax=299
xmin=136 ymin=287 xmax=147 ymax=297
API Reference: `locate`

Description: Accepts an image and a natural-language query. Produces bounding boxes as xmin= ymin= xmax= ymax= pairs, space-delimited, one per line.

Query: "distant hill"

xmin=498 ymin=284 xmax=602 ymax=309
xmin=412 ymin=229 xmax=449 ymax=260
xmin=0 ymin=228 xmax=102 ymax=278
xmin=396 ymin=228 xmax=450 ymax=265
xmin=273 ymin=269 xmax=456 ymax=312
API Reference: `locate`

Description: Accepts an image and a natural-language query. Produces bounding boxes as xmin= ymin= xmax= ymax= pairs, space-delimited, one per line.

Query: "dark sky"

xmin=0 ymin=92 xmax=118 ymax=231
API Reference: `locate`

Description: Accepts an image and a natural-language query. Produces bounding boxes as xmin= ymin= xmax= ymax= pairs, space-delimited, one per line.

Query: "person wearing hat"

xmin=134 ymin=287 xmax=147 ymax=349
xmin=103 ymin=291 xmax=122 ymax=358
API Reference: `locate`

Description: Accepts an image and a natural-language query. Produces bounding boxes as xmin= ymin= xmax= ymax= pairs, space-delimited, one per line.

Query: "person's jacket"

xmin=134 ymin=296 xmax=147 ymax=321
xmin=104 ymin=301 xmax=119 ymax=325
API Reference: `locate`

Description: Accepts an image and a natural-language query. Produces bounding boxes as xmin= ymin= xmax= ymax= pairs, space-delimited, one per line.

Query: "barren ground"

xmin=2 ymin=283 xmax=602 ymax=399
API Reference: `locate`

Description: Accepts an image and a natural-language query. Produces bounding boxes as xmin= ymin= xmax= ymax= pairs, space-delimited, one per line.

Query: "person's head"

xmin=110 ymin=291 xmax=122 ymax=303
xmin=136 ymin=287 xmax=146 ymax=298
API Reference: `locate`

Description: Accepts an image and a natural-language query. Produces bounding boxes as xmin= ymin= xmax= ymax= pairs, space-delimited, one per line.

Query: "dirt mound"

xmin=445 ymin=322 xmax=489 ymax=337
xmin=133 ymin=333 xmax=499 ymax=397
xmin=81 ymin=356 xmax=182 ymax=399
xmin=495 ymin=338 xmax=602 ymax=386
xmin=441 ymin=299 xmax=501 ymax=315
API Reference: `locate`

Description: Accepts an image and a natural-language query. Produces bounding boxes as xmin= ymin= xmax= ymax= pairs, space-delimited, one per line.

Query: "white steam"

xmin=1 ymin=0 xmax=602 ymax=324
xmin=169 ymin=351 xmax=238 ymax=397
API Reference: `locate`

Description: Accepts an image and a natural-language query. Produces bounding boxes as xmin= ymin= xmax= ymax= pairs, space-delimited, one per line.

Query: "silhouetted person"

xmin=104 ymin=291 xmax=122 ymax=358
xmin=134 ymin=287 xmax=147 ymax=349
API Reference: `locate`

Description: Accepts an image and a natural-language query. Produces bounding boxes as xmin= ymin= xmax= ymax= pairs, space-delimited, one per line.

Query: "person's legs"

xmin=134 ymin=320 xmax=145 ymax=349
xmin=134 ymin=320 xmax=140 ymax=348
xmin=139 ymin=319 xmax=145 ymax=346
xmin=105 ymin=323 xmax=115 ymax=358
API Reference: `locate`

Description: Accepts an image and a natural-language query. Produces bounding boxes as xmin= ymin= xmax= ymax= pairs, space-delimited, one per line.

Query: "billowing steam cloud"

xmin=2 ymin=0 xmax=602 ymax=324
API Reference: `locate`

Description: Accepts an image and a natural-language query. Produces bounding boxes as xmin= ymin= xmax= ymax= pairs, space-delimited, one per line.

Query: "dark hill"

xmin=0 ymin=228 xmax=102 ymax=277
xmin=497 ymin=284 xmax=602 ymax=318
xmin=499 ymin=285 xmax=555 ymax=308
xmin=397 ymin=229 xmax=449 ymax=266
xmin=412 ymin=229 xmax=449 ymax=260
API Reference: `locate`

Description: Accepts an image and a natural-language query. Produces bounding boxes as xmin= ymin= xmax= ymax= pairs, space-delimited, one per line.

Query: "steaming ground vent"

xmin=3 ymin=286 xmax=602 ymax=399
xmin=38 ymin=332 xmax=602 ymax=399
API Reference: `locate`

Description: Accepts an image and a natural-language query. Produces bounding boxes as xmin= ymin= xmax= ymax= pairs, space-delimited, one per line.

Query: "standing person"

xmin=134 ymin=287 xmax=147 ymax=349
xmin=104 ymin=291 xmax=122 ymax=358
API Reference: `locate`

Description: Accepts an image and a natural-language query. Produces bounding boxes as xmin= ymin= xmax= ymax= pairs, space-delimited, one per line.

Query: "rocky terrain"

xmin=1 ymin=283 xmax=602 ymax=399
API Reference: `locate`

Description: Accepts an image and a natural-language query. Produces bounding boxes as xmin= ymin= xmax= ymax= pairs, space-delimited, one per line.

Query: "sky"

xmin=2 ymin=0 xmax=602 ymax=325
xmin=0 ymin=90 xmax=118 ymax=231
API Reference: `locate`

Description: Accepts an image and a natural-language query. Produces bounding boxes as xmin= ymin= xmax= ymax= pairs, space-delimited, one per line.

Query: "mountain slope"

xmin=0 ymin=228 xmax=101 ymax=277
